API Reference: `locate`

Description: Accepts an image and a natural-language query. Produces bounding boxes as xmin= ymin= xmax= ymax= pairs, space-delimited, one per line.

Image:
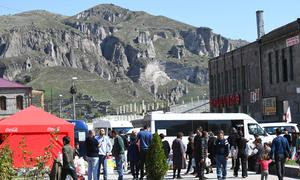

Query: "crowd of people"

xmin=59 ymin=125 xmax=300 ymax=180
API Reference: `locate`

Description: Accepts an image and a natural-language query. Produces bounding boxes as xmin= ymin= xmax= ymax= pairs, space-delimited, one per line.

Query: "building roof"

xmin=0 ymin=78 xmax=31 ymax=89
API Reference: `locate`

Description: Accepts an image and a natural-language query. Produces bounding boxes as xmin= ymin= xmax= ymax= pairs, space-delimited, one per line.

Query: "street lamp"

xmin=70 ymin=77 xmax=78 ymax=120
xmin=59 ymin=94 xmax=63 ymax=118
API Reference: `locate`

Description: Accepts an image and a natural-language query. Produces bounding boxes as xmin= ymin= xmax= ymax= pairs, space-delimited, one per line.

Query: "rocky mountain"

xmin=0 ymin=4 xmax=247 ymax=107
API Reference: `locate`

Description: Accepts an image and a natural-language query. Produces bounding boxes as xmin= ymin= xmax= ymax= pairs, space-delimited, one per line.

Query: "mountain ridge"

xmin=0 ymin=3 xmax=247 ymax=110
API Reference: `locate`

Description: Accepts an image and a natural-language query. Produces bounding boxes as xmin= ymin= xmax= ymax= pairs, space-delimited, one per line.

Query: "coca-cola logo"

xmin=47 ymin=127 xmax=60 ymax=132
xmin=5 ymin=127 xmax=18 ymax=132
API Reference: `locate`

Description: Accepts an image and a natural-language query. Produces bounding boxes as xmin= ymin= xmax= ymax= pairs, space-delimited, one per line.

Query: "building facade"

xmin=0 ymin=78 xmax=32 ymax=117
xmin=209 ymin=19 xmax=300 ymax=123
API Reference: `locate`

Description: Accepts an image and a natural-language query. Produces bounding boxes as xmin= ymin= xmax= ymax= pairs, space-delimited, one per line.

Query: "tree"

xmin=145 ymin=133 xmax=168 ymax=180
xmin=0 ymin=144 xmax=16 ymax=179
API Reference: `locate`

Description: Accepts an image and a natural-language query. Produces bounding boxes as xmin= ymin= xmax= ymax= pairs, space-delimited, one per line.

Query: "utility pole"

xmin=59 ymin=94 xmax=63 ymax=118
xmin=70 ymin=77 xmax=78 ymax=120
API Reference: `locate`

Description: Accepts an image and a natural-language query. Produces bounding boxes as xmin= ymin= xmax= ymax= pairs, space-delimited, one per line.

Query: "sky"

xmin=0 ymin=0 xmax=299 ymax=42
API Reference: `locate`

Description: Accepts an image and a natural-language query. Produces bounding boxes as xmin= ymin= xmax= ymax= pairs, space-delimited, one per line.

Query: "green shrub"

xmin=0 ymin=144 xmax=16 ymax=179
xmin=145 ymin=133 xmax=168 ymax=180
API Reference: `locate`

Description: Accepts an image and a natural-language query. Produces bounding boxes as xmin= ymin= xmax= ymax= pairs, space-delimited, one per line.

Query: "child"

xmin=258 ymin=153 xmax=272 ymax=180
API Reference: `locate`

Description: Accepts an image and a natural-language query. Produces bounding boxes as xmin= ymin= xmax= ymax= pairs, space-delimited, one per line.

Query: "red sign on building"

xmin=210 ymin=94 xmax=240 ymax=108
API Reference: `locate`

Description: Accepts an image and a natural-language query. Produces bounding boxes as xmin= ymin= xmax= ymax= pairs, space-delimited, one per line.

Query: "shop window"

xmin=16 ymin=95 xmax=23 ymax=110
xmin=0 ymin=96 xmax=6 ymax=110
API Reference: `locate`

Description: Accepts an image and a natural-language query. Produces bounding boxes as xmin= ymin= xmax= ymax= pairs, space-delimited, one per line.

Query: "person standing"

xmin=160 ymin=133 xmax=171 ymax=160
xmin=185 ymin=136 xmax=194 ymax=175
xmin=207 ymin=131 xmax=217 ymax=172
xmin=120 ymin=130 xmax=129 ymax=172
xmin=227 ymin=128 xmax=238 ymax=170
xmin=295 ymin=132 xmax=300 ymax=176
xmin=234 ymin=131 xmax=248 ymax=178
xmin=291 ymin=127 xmax=297 ymax=160
xmin=96 ymin=128 xmax=112 ymax=180
xmin=194 ymin=128 xmax=208 ymax=180
xmin=172 ymin=132 xmax=186 ymax=179
xmin=283 ymin=128 xmax=292 ymax=148
xmin=254 ymin=138 xmax=264 ymax=174
xmin=85 ymin=130 xmax=99 ymax=180
xmin=214 ymin=130 xmax=229 ymax=180
xmin=270 ymin=128 xmax=290 ymax=180
xmin=258 ymin=154 xmax=272 ymax=180
xmin=61 ymin=136 xmax=77 ymax=180
xmin=137 ymin=125 xmax=153 ymax=180
xmin=112 ymin=130 xmax=125 ymax=180
xmin=128 ymin=131 xmax=139 ymax=179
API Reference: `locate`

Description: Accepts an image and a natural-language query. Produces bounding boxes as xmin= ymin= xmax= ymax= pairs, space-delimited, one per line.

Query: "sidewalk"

xmin=87 ymin=167 xmax=299 ymax=180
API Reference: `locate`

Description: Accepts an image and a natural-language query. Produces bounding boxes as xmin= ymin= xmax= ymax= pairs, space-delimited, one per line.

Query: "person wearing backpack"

xmin=234 ymin=131 xmax=248 ymax=178
xmin=270 ymin=128 xmax=290 ymax=180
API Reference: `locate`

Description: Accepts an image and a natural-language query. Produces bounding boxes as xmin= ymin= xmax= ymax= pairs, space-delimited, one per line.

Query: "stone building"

xmin=209 ymin=16 xmax=300 ymax=123
xmin=0 ymin=78 xmax=32 ymax=117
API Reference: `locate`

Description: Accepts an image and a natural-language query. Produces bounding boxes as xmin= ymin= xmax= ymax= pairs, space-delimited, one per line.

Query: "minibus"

xmin=131 ymin=111 xmax=273 ymax=145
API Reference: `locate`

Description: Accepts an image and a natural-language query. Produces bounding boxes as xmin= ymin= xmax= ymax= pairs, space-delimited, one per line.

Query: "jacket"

xmin=194 ymin=135 xmax=208 ymax=159
xmin=62 ymin=144 xmax=75 ymax=169
xmin=214 ymin=138 xmax=229 ymax=157
xmin=85 ymin=136 xmax=99 ymax=157
xmin=112 ymin=135 xmax=125 ymax=157
xmin=270 ymin=136 xmax=290 ymax=158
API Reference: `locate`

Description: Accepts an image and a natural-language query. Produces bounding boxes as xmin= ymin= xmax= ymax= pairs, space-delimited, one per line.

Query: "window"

xmin=268 ymin=52 xmax=273 ymax=84
xmin=289 ymin=46 xmax=294 ymax=81
xmin=155 ymin=120 xmax=193 ymax=136
xmin=217 ymin=73 xmax=220 ymax=95
xmin=225 ymin=71 xmax=228 ymax=94
xmin=275 ymin=50 xmax=279 ymax=83
xmin=242 ymin=65 xmax=246 ymax=90
xmin=233 ymin=68 xmax=237 ymax=92
xmin=229 ymin=70 xmax=232 ymax=93
xmin=282 ymin=49 xmax=288 ymax=82
xmin=237 ymin=67 xmax=241 ymax=90
xmin=0 ymin=96 xmax=6 ymax=110
xmin=264 ymin=126 xmax=293 ymax=135
xmin=209 ymin=75 xmax=213 ymax=96
xmin=248 ymin=124 xmax=266 ymax=136
xmin=16 ymin=95 xmax=23 ymax=110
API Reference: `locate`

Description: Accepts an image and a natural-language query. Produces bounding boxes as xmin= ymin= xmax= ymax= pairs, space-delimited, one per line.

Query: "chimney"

xmin=256 ymin=10 xmax=265 ymax=39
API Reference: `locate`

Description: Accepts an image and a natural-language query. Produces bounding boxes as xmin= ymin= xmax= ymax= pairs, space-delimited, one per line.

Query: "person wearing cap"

xmin=270 ymin=128 xmax=290 ymax=180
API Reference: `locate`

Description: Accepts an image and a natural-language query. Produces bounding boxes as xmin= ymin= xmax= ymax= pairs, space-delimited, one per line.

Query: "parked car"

xmin=260 ymin=122 xmax=299 ymax=139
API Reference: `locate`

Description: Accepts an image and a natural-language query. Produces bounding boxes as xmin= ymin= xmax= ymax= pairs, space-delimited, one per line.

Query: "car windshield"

xmin=248 ymin=124 xmax=266 ymax=136
xmin=264 ymin=126 xmax=293 ymax=135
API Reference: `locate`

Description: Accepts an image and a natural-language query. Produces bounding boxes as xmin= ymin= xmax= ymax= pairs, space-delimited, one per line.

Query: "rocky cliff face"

xmin=0 ymin=4 xmax=247 ymax=104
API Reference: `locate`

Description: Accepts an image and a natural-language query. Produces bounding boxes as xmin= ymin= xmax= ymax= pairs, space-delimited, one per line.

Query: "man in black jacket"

xmin=227 ymin=128 xmax=238 ymax=169
xmin=194 ymin=128 xmax=208 ymax=180
xmin=234 ymin=131 xmax=248 ymax=178
xmin=85 ymin=130 xmax=99 ymax=180
xmin=214 ymin=130 xmax=229 ymax=180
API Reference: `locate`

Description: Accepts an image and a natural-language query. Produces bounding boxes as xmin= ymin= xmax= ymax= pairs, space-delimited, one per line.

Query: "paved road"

xmin=91 ymin=168 xmax=299 ymax=180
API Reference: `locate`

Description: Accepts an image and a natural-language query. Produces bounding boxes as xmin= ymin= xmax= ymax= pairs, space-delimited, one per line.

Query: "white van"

xmin=260 ymin=122 xmax=299 ymax=139
xmin=93 ymin=119 xmax=133 ymax=135
xmin=131 ymin=111 xmax=273 ymax=145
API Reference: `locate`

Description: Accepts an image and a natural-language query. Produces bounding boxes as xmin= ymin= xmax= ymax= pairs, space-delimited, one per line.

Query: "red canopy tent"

xmin=0 ymin=106 xmax=74 ymax=168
